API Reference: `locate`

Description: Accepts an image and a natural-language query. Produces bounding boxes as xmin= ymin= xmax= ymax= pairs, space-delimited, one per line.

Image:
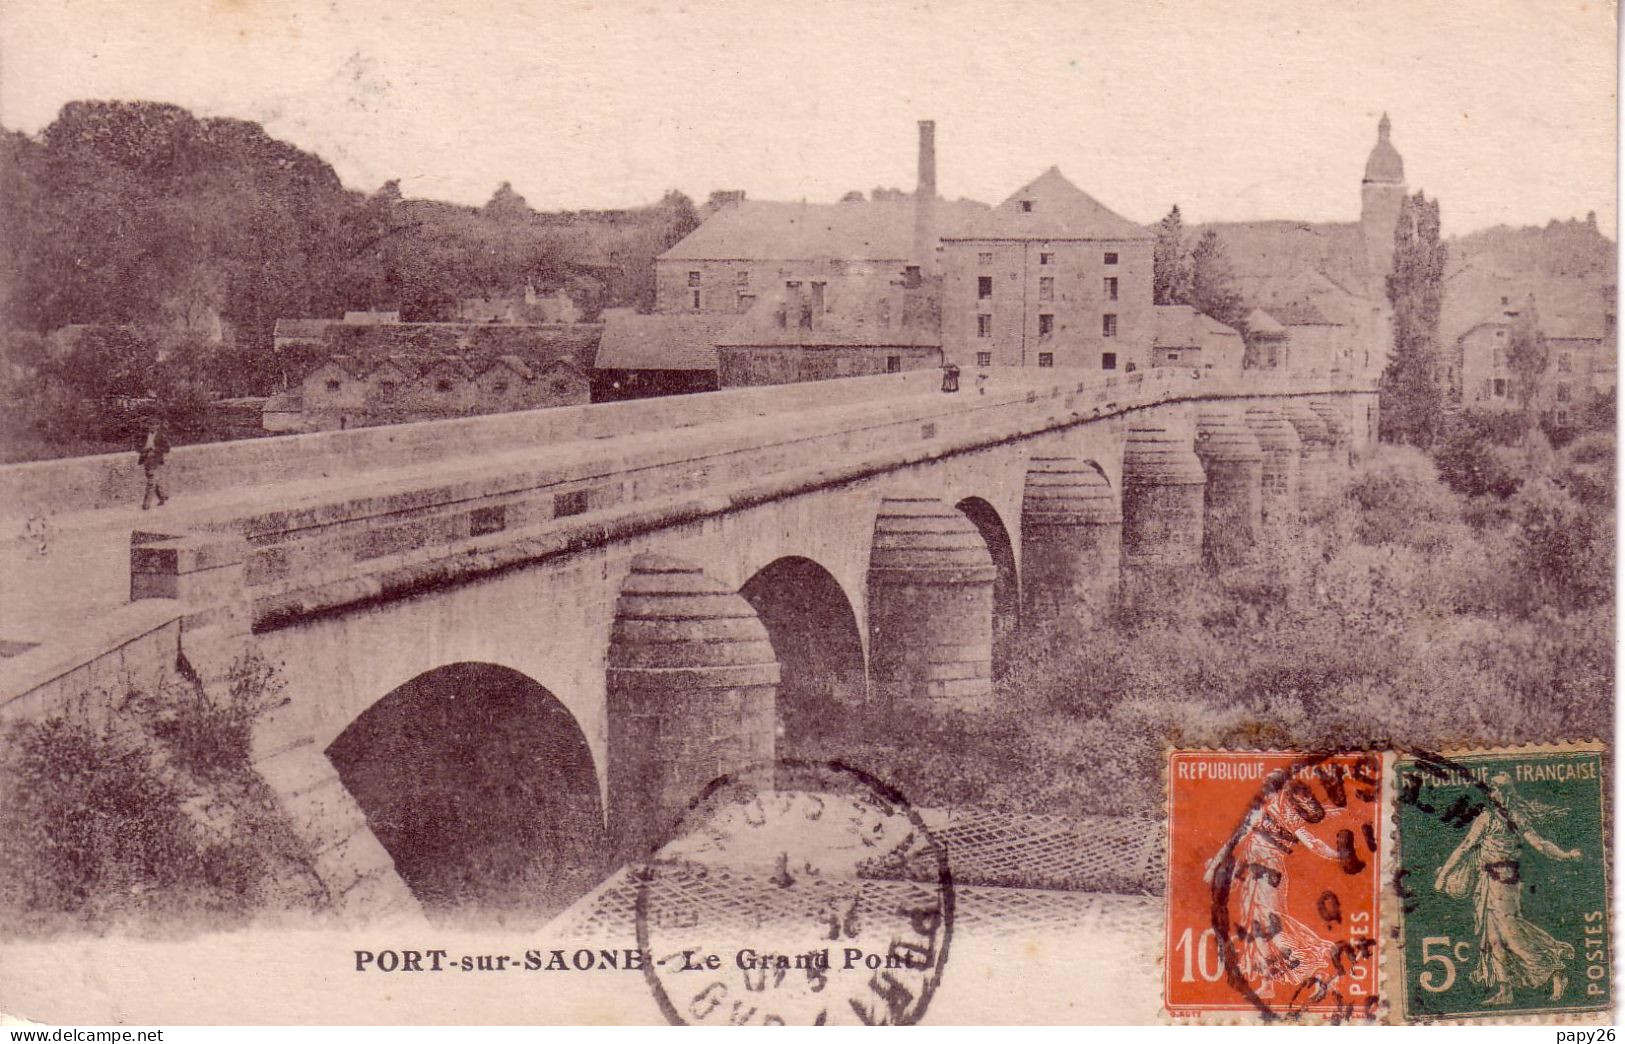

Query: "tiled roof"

xmin=1236 ymin=269 xmax=1362 ymax=327
xmin=1155 ymin=305 xmax=1243 ymax=349
xmin=273 ymin=318 xmax=333 ymax=339
xmin=1194 ymin=221 xmax=1367 ymax=285
xmin=659 ymin=198 xmax=989 ymax=262
xmin=1199 ymin=313 xmax=1244 ymax=341
xmin=1153 ymin=305 xmax=1207 ymax=348
xmin=1246 ymin=308 xmax=1288 ymax=337
xmin=593 ymin=309 xmax=744 ymax=371
xmin=947 ymin=167 xmax=1151 ymax=242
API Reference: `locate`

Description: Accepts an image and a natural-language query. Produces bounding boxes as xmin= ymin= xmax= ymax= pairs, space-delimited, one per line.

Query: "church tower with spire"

xmin=1360 ymin=113 xmax=1407 ymax=281
xmin=1357 ymin=113 xmax=1408 ymax=377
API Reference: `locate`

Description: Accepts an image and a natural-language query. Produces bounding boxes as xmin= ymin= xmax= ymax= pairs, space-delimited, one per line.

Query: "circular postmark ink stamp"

xmin=632 ymin=758 xmax=954 ymax=1026
xmin=1166 ymin=750 xmax=1382 ymax=1022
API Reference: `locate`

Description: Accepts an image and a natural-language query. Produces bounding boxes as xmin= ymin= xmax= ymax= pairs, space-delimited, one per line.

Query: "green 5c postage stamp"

xmin=1394 ymin=745 xmax=1609 ymax=1021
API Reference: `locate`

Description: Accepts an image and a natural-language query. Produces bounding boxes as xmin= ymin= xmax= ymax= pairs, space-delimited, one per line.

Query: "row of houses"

xmin=273 ymin=351 xmax=589 ymax=431
xmin=269 ymin=317 xmax=599 ymax=430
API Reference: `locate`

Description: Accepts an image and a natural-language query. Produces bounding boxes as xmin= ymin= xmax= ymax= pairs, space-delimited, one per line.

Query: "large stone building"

xmin=940 ymin=168 xmax=1155 ymax=373
xmin=1451 ymin=289 xmax=1616 ymax=421
xmin=1441 ymin=215 xmax=1617 ymax=416
xmin=612 ymin=121 xmax=1179 ymax=389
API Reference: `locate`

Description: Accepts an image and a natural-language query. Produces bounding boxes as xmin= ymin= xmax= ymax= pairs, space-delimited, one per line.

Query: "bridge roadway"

xmin=0 ymin=365 xmax=1377 ymax=927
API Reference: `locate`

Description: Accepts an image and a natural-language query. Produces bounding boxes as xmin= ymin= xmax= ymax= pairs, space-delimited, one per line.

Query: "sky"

xmin=0 ymin=0 xmax=1616 ymax=237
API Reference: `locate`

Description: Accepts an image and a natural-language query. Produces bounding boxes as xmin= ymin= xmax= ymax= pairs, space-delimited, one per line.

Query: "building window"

xmin=976 ymin=351 xmax=992 ymax=367
xmin=325 ymin=379 xmax=341 ymax=392
xmin=691 ymin=289 xmax=701 ymax=310
xmin=1038 ymin=352 xmax=1054 ymax=368
xmin=1021 ymin=200 xmax=1033 ymax=212
xmin=978 ymin=276 xmax=993 ymax=300
xmin=1103 ymin=252 xmax=1119 ymax=265
xmin=1559 ymin=353 xmax=1572 ymax=372
xmin=1492 ymin=378 xmax=1506 ymax=397
xmin=1039 ymin=313 xmax=1054 ymax=337
xmin=886 ymin=355 xmax=902 ymax=373
xmin=904 ymin=265 xmax=921 ymax=288
xmin=379 ymin=380 xmax=397 ymax=395
xmin=436 ymin=379 xmax=453 ymax=392
xmin=786 ymin=280 xmax=802 ymax=290
xmin=688 ymin=271 xmax=701 ymax=287
xmin=1165 ymin=351 xmax=1180 ymax=363
xmin=1492 ymin=347 xmax=1504 ymax=368
xmin=1040 ymin=252 xmax=1055 ymax=266
xmin=1104 ymin=276 xmax=1118 ymax=301
xmin=736 ymin=270 xmax=749 ymax=287
xmin=1557 ymin=383 xmax=1571 ymax=402
xmin=737 ymin=293 xmax=756 ymax=312
xmin=493 ymin=381 xmax=509 ymax=394
xmin=811 ymin=281 xmax=826 ymax=312
xmin=1101 ymin=352 xmax=1117 ymax=370
xmin=1102 ymin=314 xmax=1117 ymax=337
xmin=1495 ymin=329 xmax=1505 ymax=338
xmin=1039 ymin=277 xmax=1054 ymax=302
xmin=1556 ymin=409 xmax=1571 ymax=426
xmin=977 ymin=315 xmax=992 ymax=338
xmin=978 ymin=251 xmax=993 ymax=265
xmin=554 ymin=489 xmax=589 ymax=518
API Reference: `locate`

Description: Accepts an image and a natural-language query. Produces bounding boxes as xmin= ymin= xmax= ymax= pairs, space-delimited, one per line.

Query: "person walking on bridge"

xmin=138 ymin=420 xmax=171 ymax=510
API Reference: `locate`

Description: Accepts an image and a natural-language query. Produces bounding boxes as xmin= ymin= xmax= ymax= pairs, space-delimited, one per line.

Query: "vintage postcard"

xmin=0 ymin=0 xmax=1614 ymax=1028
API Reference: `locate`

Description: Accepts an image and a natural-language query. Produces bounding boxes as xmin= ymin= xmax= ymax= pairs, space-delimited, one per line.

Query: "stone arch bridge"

xmin=0 ymin=368 xmax=1377 ymax=921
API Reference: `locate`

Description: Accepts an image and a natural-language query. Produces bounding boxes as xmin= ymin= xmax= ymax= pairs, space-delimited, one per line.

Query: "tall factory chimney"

xmin=916 ymin=119 xmax=937 ymax=201
xmin=912 ymin=120 xmax=938 ymax=279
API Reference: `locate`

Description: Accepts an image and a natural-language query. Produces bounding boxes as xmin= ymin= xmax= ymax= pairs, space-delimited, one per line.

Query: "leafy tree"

xmin=481 ymin=181 xmax=532 ymax=222
xmin=1153 ymin=205 xmax=1192 ymax=306
xmin=661 ymin=190 xmax=701 ymax=247
xmin=1505 ymin=295 xmax=1549 ymax=416
xmin=1380 ymin=191 xmax=1448 ymax=448
xmin=1186 ymin=230 xmax=1247 ymax=331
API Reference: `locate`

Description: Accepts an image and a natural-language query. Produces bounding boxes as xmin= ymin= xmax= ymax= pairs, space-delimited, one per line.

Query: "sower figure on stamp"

xmin=1433 ymin=772 xmax=1582 ymax=1006
xmin=1204 ymin=783 xmax=1350 ymax=1003
xmin=138 ymin=419 xmax=171 ymax=510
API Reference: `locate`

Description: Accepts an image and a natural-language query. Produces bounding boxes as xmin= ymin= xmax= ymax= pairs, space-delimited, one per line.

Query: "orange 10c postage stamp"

xmin=1166 ymin=750 xmax=1384 ymax=1022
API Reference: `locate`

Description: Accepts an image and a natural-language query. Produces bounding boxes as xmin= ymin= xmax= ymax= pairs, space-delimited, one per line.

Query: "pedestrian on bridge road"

xmin=138 ymin=421 xmax=171 ymax=510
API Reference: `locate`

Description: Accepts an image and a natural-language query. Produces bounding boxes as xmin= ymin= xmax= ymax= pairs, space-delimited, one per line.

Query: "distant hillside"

xmin=0 ymin=100 xmax=699 ymax=394
xmin=1440 ymin=217 xmax=1616 ymax=343
xmin=1448 ymin=217 xmax=1616 ymax=282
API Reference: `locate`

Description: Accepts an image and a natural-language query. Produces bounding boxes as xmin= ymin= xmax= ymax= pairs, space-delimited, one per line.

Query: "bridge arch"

xmin=739 ymin=556 xmax=867 ymax=754
xmin=324 ymin=662 xmax=605 ymax=925
xmin=955 ymin=496 xmax=1020 ymax=678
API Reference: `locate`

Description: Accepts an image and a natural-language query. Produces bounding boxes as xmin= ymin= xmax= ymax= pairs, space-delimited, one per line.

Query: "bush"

xmin=1341 ymin=446 xmax=1464 ymax=551
xmin=794 ymin=443 xmax=1610 ymax=833
xmin=1433 ymin=414 xmax=1525 ymax=499
xmin=0 ymin=656 xmax=321 ymax=937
